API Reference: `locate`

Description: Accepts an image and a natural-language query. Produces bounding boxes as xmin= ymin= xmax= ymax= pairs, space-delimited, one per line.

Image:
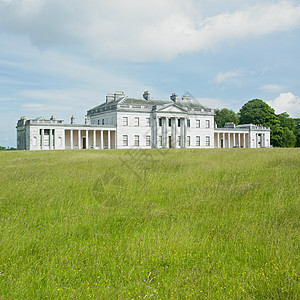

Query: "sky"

xmin=0 ymin=0 xmax=300 ymax=147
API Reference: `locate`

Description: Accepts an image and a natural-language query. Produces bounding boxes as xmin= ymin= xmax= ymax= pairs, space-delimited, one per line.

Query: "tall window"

xmin=134 ymin=135 xmax=140 ymax=146
xmin=159 ymin=118 xmax=162 ymax=126
xmin=187 ymin=119 xmax=190 ymax=127
xmin=206 ymin=120 xmax=210 ymax=128
xmin=102 ymin=119 xmax=105 ymax=125
xmin=196 ymin=136 xmax=200 ymax=146
xmin=178 ymin=119 xmax=181 ymax=127
xmin=168 ymin=118 xmax=172 ymax=127
xmin=123 ymin=117 xmax=128 ymax=126
xmin=123 ymin=135 xmax=128 ymax=146
xmin=134 ymin=117 xmax=139 ymax=126
xmin=196 ymin=120 xmax=200 ymax=128
xmin=146 ymin=118 xmax=151 ymax=127
xmin=178 ymin=136 xmax=181 ymax=146
xmin=146 ymin=135 xmax=151 ymax=146
xmin=206 ymin=136 xmax=210 ymax=146
xmin=158 ymin=136 xmax=162 ymax=146
xmin=187 ymin=136 xmax=191 ymax=146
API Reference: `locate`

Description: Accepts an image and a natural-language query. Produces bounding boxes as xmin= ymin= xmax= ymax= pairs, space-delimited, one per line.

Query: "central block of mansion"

xmin=17 ymin=91 xmax=270 ymax=150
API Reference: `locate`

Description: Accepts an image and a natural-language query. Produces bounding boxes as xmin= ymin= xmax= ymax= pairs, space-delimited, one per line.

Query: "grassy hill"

xmin=0 ymin=148 xmax=299 ymax=299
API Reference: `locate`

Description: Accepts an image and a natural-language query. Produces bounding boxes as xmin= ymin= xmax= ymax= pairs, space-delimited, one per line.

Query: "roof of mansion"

xmin=87 ymin=91 xmax=214 ymax=115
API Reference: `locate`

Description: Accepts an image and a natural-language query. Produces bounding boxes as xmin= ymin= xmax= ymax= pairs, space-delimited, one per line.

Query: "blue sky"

xmin=1 ymin=0 xmax=300 ymax=147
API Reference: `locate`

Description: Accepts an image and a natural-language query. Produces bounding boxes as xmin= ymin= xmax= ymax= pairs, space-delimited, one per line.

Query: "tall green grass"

xmin=0 ymin=149 xmax=299 ymax=299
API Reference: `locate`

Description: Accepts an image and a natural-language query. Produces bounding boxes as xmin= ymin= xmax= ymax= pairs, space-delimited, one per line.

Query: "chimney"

xmin=50 ymin=115 xmax=55 ymax=120
xmin=170 ymin=93 xmax=179 ymax=102
xmin=85 ymin=115 xmax=91 ymax=125
xmin=106 ymin=93 xmax=114 ymax=103
xmin=114 ymin=91 xmax=125 ymax=101
xmin=143 ymin=91 xmax=150 ymax=101
xmin=182 ymin=95 xmax=191 ymax=101
xmin=71 ymin=115 xmax=75 ymax=124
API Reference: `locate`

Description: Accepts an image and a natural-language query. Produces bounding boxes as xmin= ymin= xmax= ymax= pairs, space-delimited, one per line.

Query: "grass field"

xmin=0 ymin=148 xmax=299 ymax=299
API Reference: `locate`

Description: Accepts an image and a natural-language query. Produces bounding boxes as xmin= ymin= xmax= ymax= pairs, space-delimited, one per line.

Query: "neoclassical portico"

xmin=153 ymin=115 xmax=188 ymax=148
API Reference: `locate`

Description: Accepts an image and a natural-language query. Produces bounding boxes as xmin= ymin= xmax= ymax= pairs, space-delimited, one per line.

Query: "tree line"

xmin=214 ymin=99 xmax=300 ymax=147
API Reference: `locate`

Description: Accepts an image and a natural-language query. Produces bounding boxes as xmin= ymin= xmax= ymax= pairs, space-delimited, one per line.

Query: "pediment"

xmin=156 ymin=104 xmax=187 ymax=113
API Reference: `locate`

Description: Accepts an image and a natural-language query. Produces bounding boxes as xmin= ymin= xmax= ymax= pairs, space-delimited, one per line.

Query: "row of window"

xmin=122 ymin=135 xmax=211 ymax=147
xmin=121 ymin=117 xmax=210 ymax=128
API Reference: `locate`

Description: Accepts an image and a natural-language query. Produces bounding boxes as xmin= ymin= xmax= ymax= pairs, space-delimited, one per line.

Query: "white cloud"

xmin=260 ymin=84 xmax=286 ymax=93
xmin=0 ymin=1 xmax=300 ymax=61
xmin=267 ymin=92 xmax=300 ymax=117
xmin=214 ymin=70 xmax=243 ymax=84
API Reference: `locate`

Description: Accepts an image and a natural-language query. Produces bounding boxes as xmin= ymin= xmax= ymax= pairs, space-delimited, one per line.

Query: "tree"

xmin=239 ymin=99 xmax=282 ymax=146
xmin=294 ymin=118 xmax=300 ymax=147
xmin=214 ymin=108 xmax=239 ymax=128
xmin=278 ymin=113 xmax=296 ymax=147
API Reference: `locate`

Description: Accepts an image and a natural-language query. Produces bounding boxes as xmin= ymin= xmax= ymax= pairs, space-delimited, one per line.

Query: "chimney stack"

xmin=114 ymin=91 xmax=125 ymax=101
xmin=170 ymin=93 xmax=179 ymax=102
xmin=106 ymin=93 xmax=114 ymax=103
xmin=71 ymin=115 xmax=75 ymax=124
xmin=143 ymin=91 xmax=150 ymax=101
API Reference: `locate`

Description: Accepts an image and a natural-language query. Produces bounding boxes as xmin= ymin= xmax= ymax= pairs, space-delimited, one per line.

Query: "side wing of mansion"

xmin=16 ymin=91 xmax=270 ymax=150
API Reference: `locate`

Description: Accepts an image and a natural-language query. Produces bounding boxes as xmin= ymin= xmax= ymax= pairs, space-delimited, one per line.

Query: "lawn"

xmin=0 ymin=148 xmax=299 ymax=299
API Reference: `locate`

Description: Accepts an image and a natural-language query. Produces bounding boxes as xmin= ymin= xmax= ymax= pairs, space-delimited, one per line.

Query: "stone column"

xmin=174 ymin=117 xmax=178 ymax=148
xmin=228 ymin=132 xmax=231 ymax=148
xmin=243 ymin=133 xmax=246 ymax=148
xmin=93 ymin=130 xmax=96 ymax=149
xmin=184 ymin=118 xmax=187 ymax=148
xmin=78 ymin=130 xmax=81 ymax=150
xmin=41 ymin=129 xmax=44 ymax=150
xmin=108 ymin=130 xmax=111 ymax=149
xmin=162 ymin=117 xmax=166 ymax=148
xmin=86 ymin=130 xmax=89 ymax=149
xmin=217 ymin=133 xmax=219 ymax=148
xmin=101 ymin=130 xmax=103 ymax=149
xmin=233 ymin=133 xmax=236 ymax=147
xmin=238 ymin=133 xmax=241 ymax=147
xmin=70 ymin=129 xmax=73 ymax=150
xmin=49 ymin=129 xmax=53 ymax=150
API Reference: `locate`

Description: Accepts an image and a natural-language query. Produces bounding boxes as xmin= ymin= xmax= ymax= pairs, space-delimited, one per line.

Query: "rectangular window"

xmin=178 ymin=136 xmax=181 ymax=146
xmin=187 ymin=119 xmax=190 ymax=127
xmin=102 ymin=119 xmax=105 ymax=125
xmin=206 ymin=120 xmax=210 ymax=128
xmin=196 ymin=120 xmax=200 ymax=128
xmin=123 ymin=117 xmax=128 ymax=126
xmin=168 ymin=118 xmax=172 ymax=127
xmin=159 ymin=118 xmax=162 ymax=126
xmin=146 ymin=118 xmax=151 ymax=126
xmin=134 ymin=135 xmax=139 ymax=146
xmin=158 ymin=136 xmax=162 ymax=146
xmin=187 ymin=136 xmax=191 ymax=146
xmin=206 ymin=136 xmax=210 ymax=146
xmin=123 ymin=135 xmax=128 ymax=146
xmin=178 ymin=119 xmax=181 ymax=127
xmin=196 ymin=136 xmax=200 ymax=146
xmin=146 ymin=135 xmax=151 ymax=146
xmin=98 ymin=120 xmax=100 ymax=125
xmin=134 ymin=117 xmax=139 ymax=126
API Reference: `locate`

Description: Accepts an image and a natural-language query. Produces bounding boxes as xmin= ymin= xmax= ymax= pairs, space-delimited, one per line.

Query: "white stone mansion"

xmin=17 ymin=91 xmax=271 ymax=150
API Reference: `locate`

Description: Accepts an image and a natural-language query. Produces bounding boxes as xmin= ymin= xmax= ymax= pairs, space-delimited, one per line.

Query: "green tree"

xmin=277 ymin=113 xmax=296 ymax=147
xmin=239 ymin=99 xmax=282 ymax=146
xmin=294 ymin=118 xmax=300 ymax=147
xmin=214 ymin=108 xmax=239 ymax=128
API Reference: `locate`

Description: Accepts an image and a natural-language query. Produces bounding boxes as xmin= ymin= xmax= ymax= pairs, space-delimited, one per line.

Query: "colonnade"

xmin=215 ymin=132 xmax=248 ymax=148
xmin=65 ymin=129 xmax=115 ymax=150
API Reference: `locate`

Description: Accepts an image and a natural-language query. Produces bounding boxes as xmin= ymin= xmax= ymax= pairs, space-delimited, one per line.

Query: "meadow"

xmin=0 ymin=148 xmax=299 ymax=299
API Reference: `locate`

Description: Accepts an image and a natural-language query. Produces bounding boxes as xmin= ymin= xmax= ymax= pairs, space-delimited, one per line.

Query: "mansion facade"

xmin=16 ymin=91 xmax=270 ymax=150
